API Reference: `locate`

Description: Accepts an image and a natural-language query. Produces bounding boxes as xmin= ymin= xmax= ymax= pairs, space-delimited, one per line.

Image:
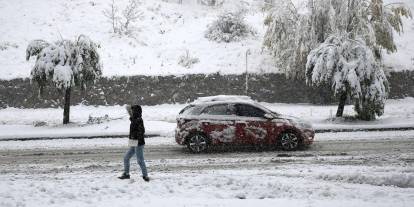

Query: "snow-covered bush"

xmin=306 ymin=35 xmax=388 ymax=120
xmin=33 ymin=121 xmax=48 ymax=127
xmin=205 ymin=11 xmax=256 ymax=43
xmin=87 ymin=114 xmax=110 ymax=125
xmin=178 ymin=50 xmax=199 ymax=68
xmin=26 ymin=35 xmax=102 ymax=124
xmin=0 ymin=41 xmax=19 ymax=51
xmin=199 ymin=0 xmax=224 ymax=7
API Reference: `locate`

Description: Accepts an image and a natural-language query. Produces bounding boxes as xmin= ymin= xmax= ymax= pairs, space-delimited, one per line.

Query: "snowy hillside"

xmin=0 ymin=0 xmax=412 ymax=80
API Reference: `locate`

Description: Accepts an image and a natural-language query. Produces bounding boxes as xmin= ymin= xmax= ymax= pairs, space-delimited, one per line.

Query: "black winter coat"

xmin=129 ymin=117 xmax=145 ymax=146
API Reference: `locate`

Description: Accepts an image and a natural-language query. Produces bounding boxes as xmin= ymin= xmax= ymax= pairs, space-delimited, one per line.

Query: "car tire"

xmin=187 ymin=133 xmax=209 ymax=153
xmin=278 ymin=131 xmax=301 ymax=151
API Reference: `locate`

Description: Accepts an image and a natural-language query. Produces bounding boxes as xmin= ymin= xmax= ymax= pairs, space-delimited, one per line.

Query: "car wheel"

xmin=279 ymin=132 xmax=300 ymax=151
xmin=187 ymin=133 xmax=209 ymax=153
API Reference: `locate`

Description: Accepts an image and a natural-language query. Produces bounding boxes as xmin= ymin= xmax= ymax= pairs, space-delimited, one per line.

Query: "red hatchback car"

xmin=175 ymin=96 xmax=315 ymax=153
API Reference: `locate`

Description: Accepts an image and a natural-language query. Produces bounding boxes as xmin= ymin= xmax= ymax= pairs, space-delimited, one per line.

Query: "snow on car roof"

xmin=187 ymin=95 xmax=276 ymax=115
xmin=192 ymin=95 xmax=255 ymax=105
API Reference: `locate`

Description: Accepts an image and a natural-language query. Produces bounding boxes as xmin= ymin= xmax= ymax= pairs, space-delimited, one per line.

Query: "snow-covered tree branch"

xmin=25 ymin=40 xmax=50 ymax=61
xmin=263 ymin=0 xmax=313 ymax=78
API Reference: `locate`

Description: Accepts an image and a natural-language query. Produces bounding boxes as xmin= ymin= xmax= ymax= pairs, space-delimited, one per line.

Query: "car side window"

xmin=202 ymin=104 xmax=235 ymax=116
xmin=236 ymin=104 xmax=265 ymax=117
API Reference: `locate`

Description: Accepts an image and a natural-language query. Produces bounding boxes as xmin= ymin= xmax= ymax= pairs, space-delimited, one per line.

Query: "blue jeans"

xmin=123 ymin=145 xmax=148 ymax=177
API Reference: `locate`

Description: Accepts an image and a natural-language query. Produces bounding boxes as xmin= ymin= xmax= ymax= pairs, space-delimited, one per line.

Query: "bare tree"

xmin=103 ymin=0 xmax=119 ymax=34
xmin=122 ymin=0 xmax=143 ymax=35
xmin=103 ymin=0 xmax=143 ymax=35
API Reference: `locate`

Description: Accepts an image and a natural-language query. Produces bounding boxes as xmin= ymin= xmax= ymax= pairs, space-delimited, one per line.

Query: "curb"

xmin=0 ymin=134 xmax=158 ymax=142
xmin=1 ymin=127 xmax=413 ymax=142
xmin=315 ymin=127 xmax=414 ymax=133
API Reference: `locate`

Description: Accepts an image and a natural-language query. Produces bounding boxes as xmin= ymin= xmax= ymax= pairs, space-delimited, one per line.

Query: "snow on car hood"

xmin=276 ymin=114 xmax=313 ymax=129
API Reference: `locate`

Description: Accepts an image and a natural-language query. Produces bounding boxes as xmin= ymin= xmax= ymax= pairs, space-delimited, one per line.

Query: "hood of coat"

xmin=130 ymin=104 xmax=142 ymax=119
xmin=126 ymin=104 xmax=142 ymax=119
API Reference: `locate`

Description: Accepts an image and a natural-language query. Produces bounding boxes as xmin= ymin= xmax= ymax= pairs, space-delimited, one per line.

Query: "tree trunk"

xmin=63 ymin=87 xmax=71 ymax=124
xmin=336 ymin=92 xmax=347 ymax=117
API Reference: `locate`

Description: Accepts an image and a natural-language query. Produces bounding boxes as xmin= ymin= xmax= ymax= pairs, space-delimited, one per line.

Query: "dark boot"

xmin=118 ymin=173 xmax=130 ymax=179
xmin=143 ymin=176 xmax=150 ymax=182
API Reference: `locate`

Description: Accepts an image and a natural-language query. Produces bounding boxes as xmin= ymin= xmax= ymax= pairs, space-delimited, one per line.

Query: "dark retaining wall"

xmin=0 ymin=71 xmax=413 ymax=108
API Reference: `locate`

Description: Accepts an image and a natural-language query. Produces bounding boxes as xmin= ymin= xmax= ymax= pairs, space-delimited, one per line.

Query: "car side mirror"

xmin=264 ymin=113 xmax=274 ymax=119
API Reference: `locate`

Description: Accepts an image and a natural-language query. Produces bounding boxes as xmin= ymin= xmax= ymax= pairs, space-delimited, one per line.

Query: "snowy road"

xmin=1 ymin=138 xmax=414 ymax=173
xmin=1 ymin=133 xmax=414 ymax=207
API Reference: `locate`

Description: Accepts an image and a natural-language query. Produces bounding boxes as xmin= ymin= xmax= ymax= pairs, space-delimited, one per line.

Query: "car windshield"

xmin=180 ymin=105 xmax=204 ymax=115
xmin=179 ymin=105 xmax=194 ymax=114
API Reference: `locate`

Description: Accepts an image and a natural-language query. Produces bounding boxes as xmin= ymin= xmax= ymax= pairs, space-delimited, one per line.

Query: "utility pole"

xmin=245 ymin=49 xmax=251 ymax=96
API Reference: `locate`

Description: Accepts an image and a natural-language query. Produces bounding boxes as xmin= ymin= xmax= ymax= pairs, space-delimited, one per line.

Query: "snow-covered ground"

xmin=1 ymin=96 xmax=413 ymax=206
xmin=0 ymin=0 xmax=413 ymax=80
xmin=1 ymin=136 xmax=414 ymax=207
xmin=0 ymin=97 xmax=413 ymax=140
xmin=1 ymin=165 xmax=413 ymax=207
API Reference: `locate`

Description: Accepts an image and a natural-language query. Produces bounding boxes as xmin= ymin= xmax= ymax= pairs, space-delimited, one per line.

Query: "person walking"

xmin=118 ymin=104 xmax=150 ymax=182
